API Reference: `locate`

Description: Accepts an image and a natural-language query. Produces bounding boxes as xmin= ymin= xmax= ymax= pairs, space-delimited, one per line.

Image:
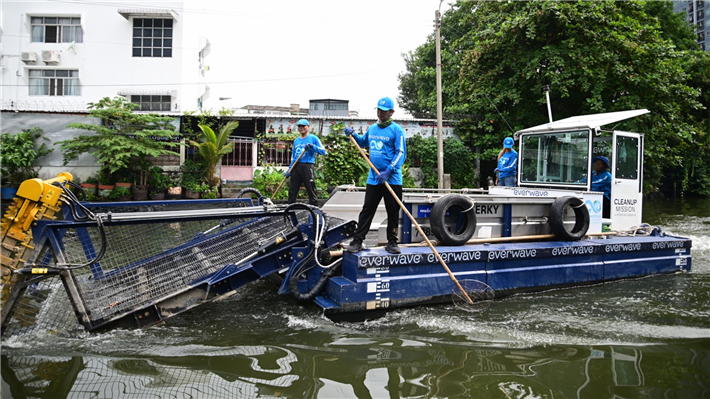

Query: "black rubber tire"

xmin=548 ymin=196 xmax=590 ymax=241
xmin=430 ymin=194 xmax=477 ymax=246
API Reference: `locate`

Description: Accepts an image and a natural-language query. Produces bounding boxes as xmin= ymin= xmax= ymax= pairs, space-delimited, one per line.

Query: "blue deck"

xmin=314 ymin=235 xmax=692 ymax=318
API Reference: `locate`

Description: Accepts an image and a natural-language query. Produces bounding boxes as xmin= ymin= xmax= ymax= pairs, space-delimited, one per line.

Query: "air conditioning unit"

xmin=42 ymin=50 xmax=60 ymax=64
xmin=21 ymin=52 xmax=38 ymax=63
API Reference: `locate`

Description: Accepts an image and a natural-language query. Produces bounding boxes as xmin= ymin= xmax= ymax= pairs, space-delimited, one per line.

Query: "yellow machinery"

xmin=1 ymin=173 xmax=73 ymax=285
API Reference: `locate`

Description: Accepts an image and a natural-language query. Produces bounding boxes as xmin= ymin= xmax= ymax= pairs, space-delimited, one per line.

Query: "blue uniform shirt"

xmin=579 ymin=170 xmax=612 ymax=200
xmin=291 ymin=134 xmax=326 ymax=165
xmin=497 ymin=150 xmax=518 ymax=178
xmin=351 ymin=122 xmax=406 ymax=185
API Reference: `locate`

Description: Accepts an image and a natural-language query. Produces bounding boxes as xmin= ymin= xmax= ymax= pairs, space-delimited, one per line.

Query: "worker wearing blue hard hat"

xmin=342 ymin=96 xmax=406 ymax=255
xmin=576 ymin=155 xmax=612 ymax=218
xmin=494 ymin=137 xmax=518 ymax=187
xmin=284 ymin=118 xmax=326 ymax=206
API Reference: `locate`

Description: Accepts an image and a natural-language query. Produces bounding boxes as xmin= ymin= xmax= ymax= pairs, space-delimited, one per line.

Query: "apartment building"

xmin=673 ymin=0 xmax=710 ymax=51
xmin=0 ymin=1 xmax=210 ymax=113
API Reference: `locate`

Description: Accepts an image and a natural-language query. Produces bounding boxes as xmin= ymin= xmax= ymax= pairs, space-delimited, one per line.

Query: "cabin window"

xmin=615 ymin=136 xmax=639 ymax=179
xmin=520 ymin=130 xmax=590 ymax=185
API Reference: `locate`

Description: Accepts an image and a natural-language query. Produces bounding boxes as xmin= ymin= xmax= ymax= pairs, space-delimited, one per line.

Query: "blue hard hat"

xmin=503 ymin=137 xmax=514 ymax=148
xmin=296 ymin=119 xmax=309 ymax=126
xmin=593 ymin=156 xmax=610 ymax=168
xmin=376 ymin=97 xmax=394 ymax=111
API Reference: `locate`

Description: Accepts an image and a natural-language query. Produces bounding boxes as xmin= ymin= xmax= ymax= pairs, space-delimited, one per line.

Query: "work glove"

xmin=376 ymin=168 xmax=392 ymax=184
xmin=494 ymin=168 xmax=499 ymax=173
xmin=283 ymin=168 xmax=292 ymax=178
xmin=305 ymin=143 xmax=314 ymax=153
xmin=344 ymin=127 xmax=354 ymax=136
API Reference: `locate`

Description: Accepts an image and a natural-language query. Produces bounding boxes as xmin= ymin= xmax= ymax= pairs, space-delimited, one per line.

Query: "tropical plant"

xmin=109 ymin=186 xmax=131 ymax=200
xmin=190 ymin=121 xmax=238 ymax=187
xmin=148 ymin=167 xmax=171 ymax=190
xmin=252 ymin=167 xmax=289 ymax=200
xmin=57 ymin=96 xmax=180 ymax=183
xmin=321 ymin=131 xmax=370 ymax=186
xmin=0 ymin=127 xmax=53 ymax=186
xmin=180 ymin=159 xmax=205 ymax=191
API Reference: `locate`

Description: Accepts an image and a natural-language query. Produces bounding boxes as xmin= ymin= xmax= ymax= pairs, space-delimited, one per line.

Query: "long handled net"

xmin=452 ymin=279 xmax=495 ymax=312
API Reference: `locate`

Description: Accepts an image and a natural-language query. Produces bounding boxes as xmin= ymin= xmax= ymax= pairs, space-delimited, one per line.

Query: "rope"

xmin=461 ymin=199 xmax=475 ymax=214
xmin=613 ymin=223 xmax=659 ymax=237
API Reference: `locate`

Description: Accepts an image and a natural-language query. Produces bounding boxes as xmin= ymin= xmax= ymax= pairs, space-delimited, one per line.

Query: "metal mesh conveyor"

xmin=1 ymin=199 xmax=328 ymax=337
xmin=72 ymin=215 xmax=293 ymax=321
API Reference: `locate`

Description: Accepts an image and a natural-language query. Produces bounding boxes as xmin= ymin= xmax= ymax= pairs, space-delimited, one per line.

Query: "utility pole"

xmin=435 ymin=7 xmax=444 ymax=189
xmin=543 ymin=85 xmax=553 ymax=124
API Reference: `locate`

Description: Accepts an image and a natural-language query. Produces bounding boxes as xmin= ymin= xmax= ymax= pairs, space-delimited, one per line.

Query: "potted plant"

xmin=0 ymin=127 xmax=53 ymax=199
xmin=81 ymin=176 xmax=99 ymax=195
xmin=166 ymin=174 xmax=182 ymax=200
xmin=110 ymin=186 xmax=132 ymax=202
xmin=191 ymin=121 xmax=238 ymax=196
xmin=182 ymin=174 xmax=202 ymax=199
xmin=200 ymin=183 xmax=218 ymax=199
xmin=148 ymin=167 xmax=169 ymax=200
xmin=132 ymin=159 xmax=153 ymax=201
xmin=97 ymin=168 xmax=114 ymax=196
xmin=115 ymin=172 xmax=133 ymax=189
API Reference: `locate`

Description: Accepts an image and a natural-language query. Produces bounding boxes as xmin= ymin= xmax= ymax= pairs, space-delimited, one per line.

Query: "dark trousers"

xmin=287 ymin=163 xmax=318 ymax=206
xmin=353 ymin=184 xmax=403 ymax=244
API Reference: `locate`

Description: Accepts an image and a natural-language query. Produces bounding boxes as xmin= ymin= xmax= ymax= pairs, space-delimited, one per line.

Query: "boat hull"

xmin=315 ymin=234 xmax=692 ymax=320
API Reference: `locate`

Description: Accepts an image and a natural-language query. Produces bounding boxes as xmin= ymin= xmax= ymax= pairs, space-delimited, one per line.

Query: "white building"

xmin=0 ymin=1 xmax=210 ymax=113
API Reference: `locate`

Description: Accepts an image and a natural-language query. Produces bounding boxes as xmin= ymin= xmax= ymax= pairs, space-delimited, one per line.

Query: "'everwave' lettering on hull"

xmin=488 ymin=249 xmax=537 ymax=260
xmin=551 ymin=246 xmax=595 ymax=256
xmin=359 ymin=251 xmax=484 ymax=268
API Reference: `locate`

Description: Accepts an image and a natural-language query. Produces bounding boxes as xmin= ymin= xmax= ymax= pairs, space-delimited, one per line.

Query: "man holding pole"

xmin=344 ymin=97 xmax=406 ymax=254
xmin=285 ymin=119 xmax=326 ymax=206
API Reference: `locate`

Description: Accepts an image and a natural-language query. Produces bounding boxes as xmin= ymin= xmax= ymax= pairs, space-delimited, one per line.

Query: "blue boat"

xmin=0 ymin=110 xmax=692 ymax=335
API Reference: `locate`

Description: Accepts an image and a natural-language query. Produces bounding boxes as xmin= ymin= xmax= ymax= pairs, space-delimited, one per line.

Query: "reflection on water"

xmin=2 ymin=341 xmax=709 ymax=398
xmin=2 ymin=198 xmax=710 ymax=398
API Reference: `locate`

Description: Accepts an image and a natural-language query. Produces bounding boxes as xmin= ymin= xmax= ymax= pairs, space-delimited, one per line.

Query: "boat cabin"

xmin=490 ymin=109 xmax=648 ymax=231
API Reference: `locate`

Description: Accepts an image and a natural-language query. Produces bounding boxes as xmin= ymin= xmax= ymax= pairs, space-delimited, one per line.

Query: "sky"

xmin=190 ymin=0 xmax=452 ymax=117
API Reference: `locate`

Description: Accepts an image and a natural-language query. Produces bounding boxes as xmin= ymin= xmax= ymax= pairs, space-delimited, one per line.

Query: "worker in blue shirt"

xmin=343 ymin=97 xmax=406 ymax=254
xmin=495 ymin=137 xmax=518 ymax=187
xmin=577 ymin=155 xmax=612 ymax=218
xmin=284 ymin=119 xmax=326 ymax=206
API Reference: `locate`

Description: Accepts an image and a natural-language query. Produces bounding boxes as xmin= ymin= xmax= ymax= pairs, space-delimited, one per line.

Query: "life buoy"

xmin=430 ymin=194 xmax=477 ymax=246
xmin=548 ymin=196 xmax=590 ymax=241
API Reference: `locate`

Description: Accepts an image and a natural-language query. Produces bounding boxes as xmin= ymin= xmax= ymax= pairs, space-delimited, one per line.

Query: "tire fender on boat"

xmin=548 ymin=196 xmax=590 ymax=241
xmin=430 ymin=194 xmax=477 ymax=246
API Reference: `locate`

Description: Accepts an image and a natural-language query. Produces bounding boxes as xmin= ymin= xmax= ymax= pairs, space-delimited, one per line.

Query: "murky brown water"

xmin=2 ymin=198 xmax=709 ymax=398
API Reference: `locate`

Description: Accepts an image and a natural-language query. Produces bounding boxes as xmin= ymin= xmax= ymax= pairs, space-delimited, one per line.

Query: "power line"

xmin=0 ymin=69 xmax=386 ymax=87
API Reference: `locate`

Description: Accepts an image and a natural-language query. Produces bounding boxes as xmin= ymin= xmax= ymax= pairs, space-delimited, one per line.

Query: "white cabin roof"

xmin=516 ymin=109 xmax=650 ymax=135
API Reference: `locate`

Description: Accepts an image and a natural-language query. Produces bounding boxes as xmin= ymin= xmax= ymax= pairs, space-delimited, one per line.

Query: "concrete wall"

xmin=1 ymin=111 xmax=100 ymax=181
xmin=1 ymin=111 xmax=181 ymax=182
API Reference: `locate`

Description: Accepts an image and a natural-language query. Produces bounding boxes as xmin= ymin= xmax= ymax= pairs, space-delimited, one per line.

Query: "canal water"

xmin=2 ymin=198 xmax=709 ymax=398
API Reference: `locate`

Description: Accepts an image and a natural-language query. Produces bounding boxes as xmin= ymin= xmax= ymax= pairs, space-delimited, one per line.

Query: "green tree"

xmin=321 ymin=123 xmax=370 ymax=187
xmin=57 ymin=97 xmax=180 ymax=182
xmin=399 ymin=1 xmax=708 ymax=195
xmin=408 ymin=135 xmax=473 ymax=188
xmin=191 ymin=121 xmax=238 ymax=187
xmin=0 ymin=127 xmax=53 ymax=186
